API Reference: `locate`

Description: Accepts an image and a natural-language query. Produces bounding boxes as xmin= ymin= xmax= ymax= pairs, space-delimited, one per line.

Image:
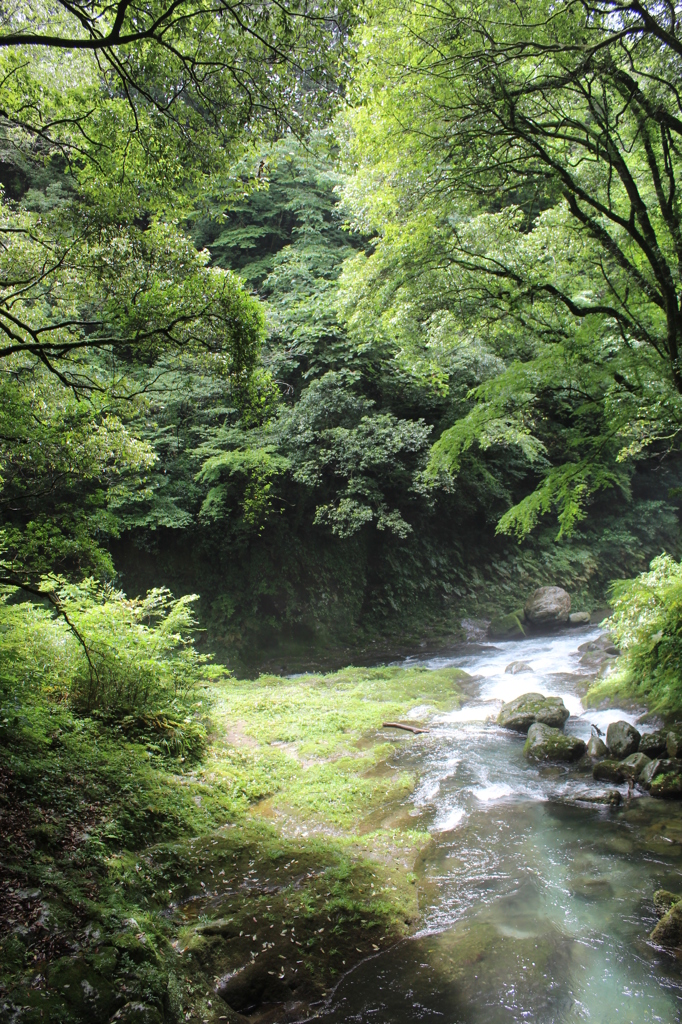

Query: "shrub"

xmin=608 ymin=554 xmax=682 ymax=714
xmin=0 ymin=579 xmax=227 ymax=732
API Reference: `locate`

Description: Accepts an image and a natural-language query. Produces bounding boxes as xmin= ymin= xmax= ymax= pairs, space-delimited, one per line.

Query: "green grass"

xmin=0 ymin=663 xmax=466 ymax=1023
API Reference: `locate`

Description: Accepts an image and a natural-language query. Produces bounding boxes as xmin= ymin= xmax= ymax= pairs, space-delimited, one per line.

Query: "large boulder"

xmin=606 ymin=720 xmax=640 ymax=758
xmin=523 ymin=587 xmax=571 ymax=626
xmin=619 ymin=752 xmax=651 ymax=781
xmin=523 ymin=722 xmax=586 ymax=761
xmin=497 ymin=693 xmax=570 ymax=733
xmin=639 ymin=731 xmax=669 ymax=758
xmin=489 ymin=611 xmax=525 ymax=639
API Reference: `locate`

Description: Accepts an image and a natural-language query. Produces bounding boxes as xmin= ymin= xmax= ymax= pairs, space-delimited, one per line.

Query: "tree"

xmin=341 ymin=0 xmax=682 ymax=534
xmin=0 ymin=0 xmax=351 ymax=578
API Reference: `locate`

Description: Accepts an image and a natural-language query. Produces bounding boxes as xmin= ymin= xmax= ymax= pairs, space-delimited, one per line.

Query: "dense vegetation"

xmin=4 ymin=0 xmax=682 ymax=1021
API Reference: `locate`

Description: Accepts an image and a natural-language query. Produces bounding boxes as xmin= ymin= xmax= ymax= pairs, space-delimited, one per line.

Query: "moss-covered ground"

xmin=0 ymin=664 xmax=466 ymax=1024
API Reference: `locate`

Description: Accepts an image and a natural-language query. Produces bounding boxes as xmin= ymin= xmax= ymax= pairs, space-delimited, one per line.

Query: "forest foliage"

xmin=2 ymin=0 xmax=682 ymax=665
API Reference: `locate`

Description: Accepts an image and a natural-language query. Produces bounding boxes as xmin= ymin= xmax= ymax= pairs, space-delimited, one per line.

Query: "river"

xmin=313 ymin=626 xmax=682 ymax=1024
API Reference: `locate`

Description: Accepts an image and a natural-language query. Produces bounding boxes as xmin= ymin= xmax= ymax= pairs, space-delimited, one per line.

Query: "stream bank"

xmin=4 ymin=626 xmax=682 ymax=1024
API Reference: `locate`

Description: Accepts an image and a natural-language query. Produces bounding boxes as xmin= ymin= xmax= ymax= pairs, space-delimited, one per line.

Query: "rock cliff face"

xmin=523 ymin=587 xmax=571 ymax=625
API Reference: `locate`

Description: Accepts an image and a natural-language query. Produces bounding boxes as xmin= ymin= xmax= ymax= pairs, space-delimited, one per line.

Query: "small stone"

xmin=497 ymin=693 xmax=570 ymax=733
xmin=639 ymin=731 xmax=668 ymax=758
xmin=586 ymin=734 xmax=608 ymax=758
xmin=523 ymin=722 xmax=586 ymax=761
xmin=524 ymin=587 xmax=571 ymax=625
xmin=592 ymin=759 xmax=624 ymax=783
xmin=568 ymin=612 xmax=591 ymax=625
xmin=606 ymin=720 xmax=640 ymax=758
xmin=572 ymin=788 xmax=621 ymax=806
xmin=504 ymin=661 xmax=534 ymax=674
xmin=619 ymin=752 xmax=651 ymax=781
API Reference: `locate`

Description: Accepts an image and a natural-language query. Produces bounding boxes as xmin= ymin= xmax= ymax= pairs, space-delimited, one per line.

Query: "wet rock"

xmin=667 ymin=727 xmax=682 ymax=758
xmin=639 ymin=731 xmax=669 ymax=758
xmin=650 ymin=903 xmax=682 ymax=947
xmin=619 ymin=752 xmax=651 ymax=781
xmin=586 ymin=734 xmax=608 ymax=758
xmin=497 ymin=693 xmax=570 ymax=733
xmin=46 ymin=952 xmax=119 ymax=1021
xmin=523 ymin=722 xmax=586 ymax=761
xmin=216 ymin=955 xmax=297 ymax=1014
xmin=606 ymin=720 xmax=640 ymax=758
xmin=653 ymin=890 xmax=682 ymax=917
xmin=523 ymin=587 xmax=571 ymax=626
xmin=650 ymin=759 xmax=682 ymax=798
xmin=111 ymin=1003 xmax=164 ymax=1024
xmin=592 ymin=759 xmax=624 ymax=783
xmin=488 ymin=612 xmax=525 ymax=639
xmin=571 ymin=788 xmax=621 ymax=806
xmin=568 ymin=875 xmax=613 ymax=898
xmin=638 ymin=758 xmax=661 ymax=789
xmin=504 ymin=661 xmax=533 ymax=674
xmin=577 ymin=636 xmax=619 ymax=656
xmin=569 ymin=612 xmax=591 ymax=625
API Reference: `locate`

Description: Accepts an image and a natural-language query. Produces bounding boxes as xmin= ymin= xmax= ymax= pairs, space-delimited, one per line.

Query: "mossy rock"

xmin=667 ymin=727 xmax=682 ymax=758
xmin=45 ymin=952 xmax=120 ymax=1020
xmin=619 ymin=752 xmax=651 ymax=781
xmin=497 ymin=693 xmax=569 ymax=733
xmin=606 ymin=720 xmax=640 ymax=759
xmin=489 ymin=611 xmax=525 ymax=640
xmin=592 ymin=759 xmax=623 ymax=783
xmin=111 ymin=1002 xmax=164 ymax=1024
xmin=639 ymin=731 xmax=668 ymax=758
xmin=650 ymin=903 xmax=682 ymax=947
xmin=112 ymin=930 xmax=158 ymax=964
xmin=523 ymin=722 xmax=585 ymax=762
xmin=653 ymin=889 xmax=682 ymax=917
xmin=650 ymin=759 xmax=682 ymax=798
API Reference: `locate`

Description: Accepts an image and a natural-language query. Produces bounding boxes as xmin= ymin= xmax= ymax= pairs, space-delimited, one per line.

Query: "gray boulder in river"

xmin=523 ymin=722 xmax=586 ymax=762
xmin=523 ymin=587 xmax=571 ymax=625
xmin=497 ymin=693 xmax=570 ymax=732
xmin=592 ymin=759 xmax=623 ymax=783
xmin=504 ymin=661 xmax=533 ymax=675
xmin=585 ymin=733 xmax=608 ymax=758
xmin=667 ymin=727 xmax=682 ymax=757
xmin=606 ymin=720 xmax=640 ymax=758
xmin=639 ymin=730 xmax=668 ymax=758
xmin=619 ymin=752 xmax=651 ymax=781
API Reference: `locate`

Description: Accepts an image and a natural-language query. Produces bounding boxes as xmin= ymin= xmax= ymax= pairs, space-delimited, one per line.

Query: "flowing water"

xmin=315 ymin=626 xmax=682 ymax=1024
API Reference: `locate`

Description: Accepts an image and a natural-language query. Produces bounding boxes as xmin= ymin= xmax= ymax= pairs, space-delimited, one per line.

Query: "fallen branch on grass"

xmin=382 ymin=722 xmax=430 ymax=734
